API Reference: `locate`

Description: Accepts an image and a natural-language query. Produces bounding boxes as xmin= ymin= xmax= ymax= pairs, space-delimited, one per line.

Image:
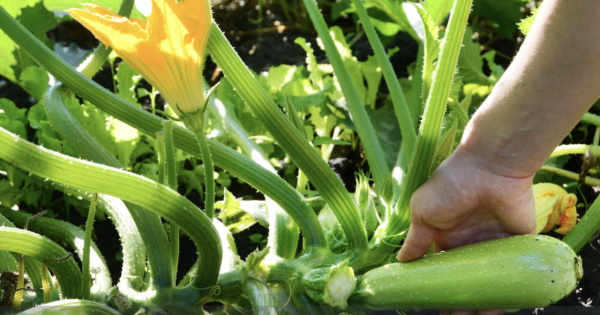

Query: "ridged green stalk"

xmin=370 ymin=0 xmax=420 ymax=42
xmin=352 ymin=0 xmax=473 ymax=272
xmin=45 ymin=84 xmax=167 ymax=289
xmin=209 ymin=95 xmax=303 ymax=258
xmin=0 ymin=238 xmax=17 ymax=272
xmin=539 ymin=166 xmax=600 ymax=186
xmin=0 ymin=213 xmax=45 ymax=290
xmin=350 ymin=0 xmax=416 ymax=161
xmin=582 ymin=112 xmax=600 ymax=126
xmin=163 ymin=121 xmax=180 ymax=281
xmin=550 ymin=144 xmax=600 ymax=158
xmin=194 ymin=128 xmax=215 ymax=220
xmin=158 ymin=132 xmax=166 ymax=184
xmin=564 ymin=192 xmax=600 ymax=253
xmin=0 ymin=126 xmax=221 ymax=289
xmin=0 ymin=208 xmax=111 ymax=292
xmin=0 ymin=6 xmax=324 ymax=251
xmin=207 ymin=22 xmax=368 ymax=253
xmin=240 ymin=272 xmax=278 ymax=315
xmin=0 ymin=227 xmax=81 ymax=299
xmin=301 ymin=0 xmax=390 ymax=189
xmin=14 ymin=253 xmax=25 ymax=310
xmin=18 ymin=299 xmax=121 ymax=315
xmin=410 ymin=43 xmax=425 ymax=129
xmin=388 ymin=0 xmax=472 ymax=240
xmin=82 ymin=193 xmax=98 ymax=300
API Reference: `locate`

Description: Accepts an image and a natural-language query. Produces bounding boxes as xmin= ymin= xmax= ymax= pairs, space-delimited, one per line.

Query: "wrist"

xmin=454 ymin=124 xmax=542 ymax=180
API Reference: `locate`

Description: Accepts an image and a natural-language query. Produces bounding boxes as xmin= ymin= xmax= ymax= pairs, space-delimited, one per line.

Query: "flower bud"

xmin=533 ymin=183 xmax=578 ymax=235
xmin=355 ymin=173 xmax=370 ymax=215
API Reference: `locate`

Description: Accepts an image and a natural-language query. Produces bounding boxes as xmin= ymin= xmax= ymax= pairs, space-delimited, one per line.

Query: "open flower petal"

xmin=555 ymin=194 xmax=578 ymax=235
xmin=68 ymin=0 xmax=212 ymax=117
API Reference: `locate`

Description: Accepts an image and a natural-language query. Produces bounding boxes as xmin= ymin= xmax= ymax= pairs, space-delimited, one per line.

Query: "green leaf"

xmin=366 ymin=0 xmax=416 ymax=40
xmin=278 ymin=80 xmax=333 ymax=115
xmin=20 ymin=66 xmax=49 ymax=101
xmin=458 ymin=27 xmax=491 ymax=85
xmin=367 ymin=7 xmax=401 ymax=38
xmin=414 ymin=5 xmax=441 ymax=103
xmin=422 ymin=0 xmax=453 ymax=26
xmin=322 ymin=27 xmax=368 ymax=105
xmin=331 ymin=0 xmax=353 ymax=20
xmin=517 ymin=7 xmax=539 ymax=36
xmin=534 ymin=155 xmax=572 ymax=185
xmin=472 ymin=0 xmax=528 ymax=38
xmin=27 ymin=102 xmax=47 ymax=129
xmin=295 ymin=37 xmax=324 ymax=88
xmin=216 ymin=188 xmax=257 ymax=234
xmin=360 ymin=55 xmax=383 ymax=108
xmin=482 ymin=51 xmax=505 ymax=83
xmin=365 ymin=107 xmax=401 ymax=170
xmin=115 ymin=61 xmax=141 ymax=106
xmin=314 ymin=136 xmax=351 ymax=146
xmin=0 ymin=0 xmax=56 ymax=83
xmin=266 ymin=64 xmax=298 ymax=92
xmin=38 ymin=120 xmax=64 ymax=152
xmin=0 ymin=98 xmax=27 ymax=138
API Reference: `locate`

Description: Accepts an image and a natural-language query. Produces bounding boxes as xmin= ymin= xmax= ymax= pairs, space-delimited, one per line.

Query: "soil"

xmin=1 ymin=1 xmax=600 ymax=313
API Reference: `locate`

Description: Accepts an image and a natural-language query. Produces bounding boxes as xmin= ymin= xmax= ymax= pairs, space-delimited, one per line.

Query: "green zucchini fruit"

xmin=349 ymin=235 xmax=582 ymax=310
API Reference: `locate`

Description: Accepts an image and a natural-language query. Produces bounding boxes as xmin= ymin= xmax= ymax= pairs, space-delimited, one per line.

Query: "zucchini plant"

xmin=0 ymin=0 xmax=597 ymax=313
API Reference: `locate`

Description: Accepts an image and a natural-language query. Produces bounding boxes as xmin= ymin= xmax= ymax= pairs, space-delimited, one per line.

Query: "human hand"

xmin=396 ymin=146 xmax=537 ymax=315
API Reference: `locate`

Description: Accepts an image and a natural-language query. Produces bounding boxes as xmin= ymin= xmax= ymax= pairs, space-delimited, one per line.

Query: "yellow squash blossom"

xmin=68 ymin=0 xmax=212 ymax=131
xmin=533 ymin=183 xmax=578 ymax=235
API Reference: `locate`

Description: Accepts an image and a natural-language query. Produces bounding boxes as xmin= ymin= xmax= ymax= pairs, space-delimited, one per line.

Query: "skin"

xmin=396 ymin=0 xmax=600 ymax=314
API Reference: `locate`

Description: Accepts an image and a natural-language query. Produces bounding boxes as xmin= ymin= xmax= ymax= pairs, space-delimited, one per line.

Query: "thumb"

xmin=396 ymin=217 xmax=435 ymax=262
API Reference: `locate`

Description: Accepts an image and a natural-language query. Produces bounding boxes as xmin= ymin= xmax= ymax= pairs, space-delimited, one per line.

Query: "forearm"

xmin=460 ymin=0 xmax=600 ymax=178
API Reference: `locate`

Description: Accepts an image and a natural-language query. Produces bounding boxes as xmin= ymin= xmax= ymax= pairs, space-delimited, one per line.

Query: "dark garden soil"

xmin=1 ymin=1 xmax=600 ymax=313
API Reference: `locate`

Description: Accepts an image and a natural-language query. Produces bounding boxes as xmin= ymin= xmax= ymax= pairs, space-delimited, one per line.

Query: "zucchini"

xmin=349 ymin=235 xmax=582 ymax=310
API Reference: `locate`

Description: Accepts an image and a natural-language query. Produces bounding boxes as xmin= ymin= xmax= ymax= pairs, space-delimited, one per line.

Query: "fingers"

xmin=396 ymin=218 xmax=435 ymax=262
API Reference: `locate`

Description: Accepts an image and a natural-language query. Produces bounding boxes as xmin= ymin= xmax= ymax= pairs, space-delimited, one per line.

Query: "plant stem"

xmin=0 ymin=126 xmax=220 ymax=290
xmin=82 ymin=193 xmax=98 ymax=300
xmin=193 ymin=128 xmax=215 ymax=220
xmin=582 ymin=112 xmax=600 ymax=126
xmin=351 ymin=0 xmax=416 ymax=161
xmin=46 ymin=84 xmax=167 ymax=289
xmin=13 ymin=254 xmax=24 ymax=310
xmin=0 ymin=213 xmax=45 ymax=291
xmin=158 ymin=132 xmax=166 ymax=185
xmin=0 ymin=7 xmax=324 ymax=251
xmin=551 ymin=144 xmax=600 ymax=158
xmin=208 ymin=22 xmax=368 ymax=252
xmin=297 ymin=169 xmax=308 ymax=196
xmin=539 ymin=166 xmax=600 ymax=186
xmin=163 ymin=121 xmax=180 ymax=282
xmin=563 ymin=192 xmax=600 ymax=253
xmin=0 ymin=208 xmax=111 ymax=291
xmin=0 ymin=227 xmax=81 ymax=299
xmin=301 ymin=0 xmax=390 ymax=189
xmin=389 ymin=0 xmax=472 ymax=235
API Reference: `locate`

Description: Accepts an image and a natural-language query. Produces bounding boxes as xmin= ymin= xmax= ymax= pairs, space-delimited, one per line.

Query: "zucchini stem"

xmin=194 ymin=126 xmax=215 ymax=220
xmin=82 ymin=193 xmax=98 ymax=300
xmin=163 ymin=121 xmax=180 ymax=282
